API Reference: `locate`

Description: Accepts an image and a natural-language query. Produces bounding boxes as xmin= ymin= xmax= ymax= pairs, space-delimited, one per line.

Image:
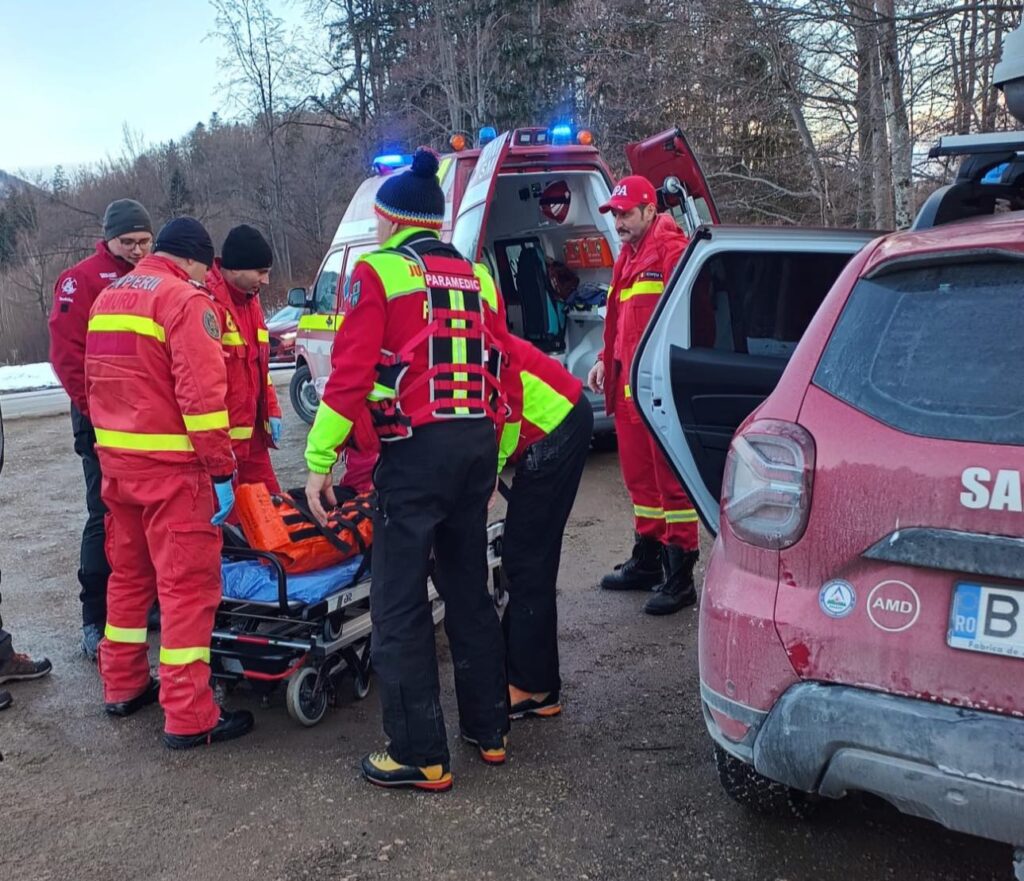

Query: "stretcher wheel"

xmin=323 ymin=613 xmax=345 ymax=643
xmin=286 ymin=666 xmax=328 ymax=726
xmin=352 ymin=640 xmax=371 ymax=700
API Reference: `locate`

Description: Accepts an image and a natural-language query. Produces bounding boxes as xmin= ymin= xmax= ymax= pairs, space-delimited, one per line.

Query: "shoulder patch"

xmin=202 ymin=308 xmax=221 ymax=340
xmin=60 ymin=276 xmax=78 ymax=296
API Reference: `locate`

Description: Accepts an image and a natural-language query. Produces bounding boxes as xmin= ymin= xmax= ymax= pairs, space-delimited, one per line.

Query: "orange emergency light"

xmin=449 ymin=133 xmax=468 ymax=151
xmin=576 ymin=129 xmax=594 ymax=146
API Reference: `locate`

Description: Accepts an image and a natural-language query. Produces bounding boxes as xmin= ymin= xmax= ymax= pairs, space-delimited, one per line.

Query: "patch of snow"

xmin=0 ymin=362 xmax=61 ymax=392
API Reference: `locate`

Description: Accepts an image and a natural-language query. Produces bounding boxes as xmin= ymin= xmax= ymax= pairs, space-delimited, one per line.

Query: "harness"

xmin=366 ymin=237 xmax=506 ymax=442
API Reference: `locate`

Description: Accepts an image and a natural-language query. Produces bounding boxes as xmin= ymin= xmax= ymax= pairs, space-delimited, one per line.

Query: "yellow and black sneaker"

xmin=460 ymin=731 xmax=508 ymax=765
xmin=509 ymin=689 xmax=561 ymax=720
xmin=361 ymin=749 xmax=453 ymax=791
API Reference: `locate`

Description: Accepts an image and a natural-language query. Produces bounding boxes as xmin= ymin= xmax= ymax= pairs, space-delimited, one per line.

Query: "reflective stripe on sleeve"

xmin=88 ymin=314 xmax=166 ymax=342
xmin=257 ymin=328 xmax=270 ymax=343
xmin=182 ymin=410 xmax=230 ymax=432
xmin=94 ymin=428 xmax=194 ymax=452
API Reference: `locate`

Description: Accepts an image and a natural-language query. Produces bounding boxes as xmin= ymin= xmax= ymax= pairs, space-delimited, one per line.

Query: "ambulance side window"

xmin=313 ymin=250 xmax=344 ymax=314
xmin=340 ymin=245 xmax=375 ymax=305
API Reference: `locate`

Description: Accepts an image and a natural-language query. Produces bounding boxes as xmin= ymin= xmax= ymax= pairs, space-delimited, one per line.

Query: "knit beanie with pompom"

xmin=374 ymin=148 xmax=445 ymax=230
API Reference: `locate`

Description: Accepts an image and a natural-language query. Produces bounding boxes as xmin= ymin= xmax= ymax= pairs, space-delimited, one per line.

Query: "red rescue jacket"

xmin=204 ymin=260 xmax=282 ymax=455
xmin=601 ymin=215 xmax=688 ymax=415
xmin=84 ymin=255 xmax=235 ymax=480
xmin=49 ymin=241 xmax=134 ymax=416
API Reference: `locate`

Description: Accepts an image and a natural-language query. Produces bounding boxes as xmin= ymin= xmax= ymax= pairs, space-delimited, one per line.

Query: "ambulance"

xmin=286 ymin=124 xmax=719 ymax=438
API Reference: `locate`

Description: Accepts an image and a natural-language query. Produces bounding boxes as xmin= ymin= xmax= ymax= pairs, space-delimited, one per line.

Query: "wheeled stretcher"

xmin=211 ymin=520 xmax=505 ymax=727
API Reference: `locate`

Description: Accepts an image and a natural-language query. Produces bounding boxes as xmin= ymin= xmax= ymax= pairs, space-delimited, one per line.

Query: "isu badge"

xmin=202 ymin=309 xmax=221 ymax=340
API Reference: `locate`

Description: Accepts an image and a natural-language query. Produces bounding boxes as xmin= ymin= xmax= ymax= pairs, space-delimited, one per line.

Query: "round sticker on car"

xmin=867 ymin=580 xmax=921 ymax=632
xmin=819 ymin=580 xmax=856 ymax=618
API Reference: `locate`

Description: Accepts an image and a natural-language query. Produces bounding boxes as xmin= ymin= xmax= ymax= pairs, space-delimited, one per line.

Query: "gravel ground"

xmin=0 ymin=413 xmax=1013 ymax=881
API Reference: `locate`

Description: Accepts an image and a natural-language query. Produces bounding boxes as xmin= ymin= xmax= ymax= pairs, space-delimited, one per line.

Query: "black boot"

xmin=600 ymin=535 xmax=663 ymax=591
xmin=644 ymin=546 xmax=699 ymax=615
xmin=163 ymin=709 xmax=254 ymax=750
xmin=105 ymin=677 xmax=160 ymax=718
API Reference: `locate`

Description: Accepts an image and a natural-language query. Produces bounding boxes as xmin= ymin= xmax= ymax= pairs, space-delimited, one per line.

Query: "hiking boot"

xmin=163 ymin=709 xmax=254 ymax=750
xmin=0 ymin=651 xmax=53 ymax=685
xmin=644 ymin=546 xmax=699 ymax=616
xmin=509 ymin=689 xmax=561 ymax=720
xmin=81 ymin=624 xmax=102 ymax=662
xmin=600 ymin=535 xmax=662 ymax=591
xmin=361 ymin=749 xmax=453 ymax=791
xmin=460 ymin=731 xmax=509 ymax=765
xmin=0 ymin=690 xmax=11 ymax=711
xmin=105 ymin=677 xmax=160 ymax=718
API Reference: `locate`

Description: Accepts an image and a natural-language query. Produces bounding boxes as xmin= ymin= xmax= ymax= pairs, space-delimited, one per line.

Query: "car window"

xmin=690 ymin=250 xmax=853 ymax=356
xmin=268 ymin=305 xmax=302 ymax=323
xmin=341 ymin=244 xmax=376 ymax=301
xmin=814 ymin=258 xmax=1024 ymax=445
xmin=313 ymin=250 xmax=344 ymax=313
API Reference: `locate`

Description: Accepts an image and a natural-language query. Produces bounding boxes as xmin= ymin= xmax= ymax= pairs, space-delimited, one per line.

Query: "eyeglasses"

xmin=118 ymin=237 xmax=153 ymax=250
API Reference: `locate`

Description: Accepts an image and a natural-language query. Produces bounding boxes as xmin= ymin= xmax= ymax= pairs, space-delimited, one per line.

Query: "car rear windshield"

xmin=813 ymin=255 xmax=1024 ymax=446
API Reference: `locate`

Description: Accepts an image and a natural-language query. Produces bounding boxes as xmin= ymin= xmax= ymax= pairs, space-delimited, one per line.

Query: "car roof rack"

xmin=913 ymin=130 xmax=1024 ymax=230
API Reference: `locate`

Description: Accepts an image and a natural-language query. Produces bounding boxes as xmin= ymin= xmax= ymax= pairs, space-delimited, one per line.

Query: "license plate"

xmin=948 ymin=582 xmax=1024 ymax=659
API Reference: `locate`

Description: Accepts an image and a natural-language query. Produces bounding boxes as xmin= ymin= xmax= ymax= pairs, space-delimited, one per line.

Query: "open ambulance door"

xmin=451 ymin=131 xmax=513 ymax=264
xmin=626 ymin=127 xmax=720 ymax=235
xmin=632 ymin=226 xmax=876 ymax=535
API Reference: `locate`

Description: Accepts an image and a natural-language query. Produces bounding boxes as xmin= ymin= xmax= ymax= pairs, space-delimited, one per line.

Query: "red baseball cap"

xmin=599 ymin=175 xmax=656 ymax=214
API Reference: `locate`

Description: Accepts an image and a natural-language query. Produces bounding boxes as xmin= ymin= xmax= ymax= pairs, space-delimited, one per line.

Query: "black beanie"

xmin=154 ymin=217 xmax=215 ymax=268
xmin=221 ymin=224 xmax=274 ymax=270
xmin=374 ymin=148 xmax=445 ymax=230
xmin=103 ymin=199 xmax=152 ymax=240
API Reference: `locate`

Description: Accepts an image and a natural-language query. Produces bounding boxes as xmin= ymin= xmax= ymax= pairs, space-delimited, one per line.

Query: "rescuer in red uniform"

xmin=304 ymin=149 xmax=509 ymax=791
xmin=498 ymin=334 xmax=592 ymax=719
xmin=205 ymin=225 xmax=283 ymax=494
xmin=50 ymin=199 xmax=154 ymax=659
xmin=588 ymin=176 xmax=700 ymax=616
xmin=86 ymin=217 xmax=254 ymax=749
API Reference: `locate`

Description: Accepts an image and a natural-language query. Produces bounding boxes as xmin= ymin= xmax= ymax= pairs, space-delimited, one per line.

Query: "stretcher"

xmin=211 ymin=520 xmax=505 ymax=727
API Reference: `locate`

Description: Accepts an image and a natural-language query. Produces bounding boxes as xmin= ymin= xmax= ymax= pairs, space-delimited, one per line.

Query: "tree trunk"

xmin=875 ymin=0 xmax=913 ymax=229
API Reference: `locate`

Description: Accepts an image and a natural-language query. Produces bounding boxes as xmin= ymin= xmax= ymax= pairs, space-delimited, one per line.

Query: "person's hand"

xmin=269 ymin=416 xmax=282 ymax=446
xmin=587 ymin=360 xmax=605 ymax=394
xmin=304 ymin=471 xmax=336 ymax=526
xmin=211 ymin=477 xmax=235 ymax=526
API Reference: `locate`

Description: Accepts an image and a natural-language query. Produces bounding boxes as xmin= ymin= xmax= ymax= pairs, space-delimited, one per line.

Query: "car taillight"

xmin=721 ymin=419 xmax=815 ymax=550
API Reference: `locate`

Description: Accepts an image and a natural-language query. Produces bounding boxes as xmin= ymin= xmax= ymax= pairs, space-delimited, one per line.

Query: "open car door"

xmin=632 ymin=226 xmax=876 ymax=534
xmin=451 ymin=131 xmax=513 ymax=262
xmin=626 ymin=127 xmax=720 ymax=233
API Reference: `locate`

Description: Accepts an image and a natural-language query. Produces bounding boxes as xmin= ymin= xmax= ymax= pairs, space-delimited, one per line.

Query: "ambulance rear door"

xmin=451 ymin=132 xmax=513 ymax=261
xmin=626 ymin=127 xmax=720 ymax=233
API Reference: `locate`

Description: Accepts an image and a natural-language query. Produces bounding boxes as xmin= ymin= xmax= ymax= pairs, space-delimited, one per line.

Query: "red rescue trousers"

xmin=236 ymin=432 xmax=281 ymax=494
xmin=98 ymin=471 xmax=222 ymax=735
xmin=613 ymin=364 xmax=698 ymax=550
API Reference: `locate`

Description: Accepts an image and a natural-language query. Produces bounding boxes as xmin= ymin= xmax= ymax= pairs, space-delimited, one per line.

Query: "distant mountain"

xmin=0 ymin=169 xmax=32 ymax=197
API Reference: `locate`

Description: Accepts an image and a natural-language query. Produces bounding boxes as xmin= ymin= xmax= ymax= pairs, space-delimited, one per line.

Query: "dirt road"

xmin=0 ymin=414 xmax=1012 ymax=881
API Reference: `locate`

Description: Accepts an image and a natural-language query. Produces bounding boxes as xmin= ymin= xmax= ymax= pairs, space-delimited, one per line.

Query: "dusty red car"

xmin=635 ymin=130 xmax=1024 ymax=874
xmin=265 ymin=304 xmax=301 ymax=364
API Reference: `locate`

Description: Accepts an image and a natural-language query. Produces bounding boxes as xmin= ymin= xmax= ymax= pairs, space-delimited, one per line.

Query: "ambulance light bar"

xmin=372 ymin=154 xmax=412 ymax=174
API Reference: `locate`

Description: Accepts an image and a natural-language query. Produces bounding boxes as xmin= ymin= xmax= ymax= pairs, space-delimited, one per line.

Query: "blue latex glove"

xmin=269 ymin=416 xmax=282 ymax=446
xmin=211 ymin=479 xmax=235 ymax=526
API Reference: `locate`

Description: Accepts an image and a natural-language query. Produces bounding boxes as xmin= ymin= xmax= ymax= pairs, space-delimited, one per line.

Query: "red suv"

xmin=634 ymin=132 xmax=1024 ymax=872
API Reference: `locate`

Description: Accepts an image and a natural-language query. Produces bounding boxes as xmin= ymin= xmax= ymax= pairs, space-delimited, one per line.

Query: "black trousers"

xmin=0 ymin=593 xmax=11 ymax=663
xmin=502 ymin=395 xmax=593 ymax=695
xmin=370 ymin=419 xmax=508 ymax=767
xmin=71 ymin=406 xmax=110 ymax=628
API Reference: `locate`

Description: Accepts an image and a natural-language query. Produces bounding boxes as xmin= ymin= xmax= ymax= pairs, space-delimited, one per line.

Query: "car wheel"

xmin=289 ymin=363 xmax=320 ymax=425
xmin=714 ymin=745 xmax=817 ymax=819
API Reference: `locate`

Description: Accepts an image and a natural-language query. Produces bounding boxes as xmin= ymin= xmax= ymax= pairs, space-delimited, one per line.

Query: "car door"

xmin=450 ymin=131 xmax=513 ymax=262
xmin=632 ymin=226 xmax=876 ymax=532
xmin=625 ymin=127 xmax=720 ymax=232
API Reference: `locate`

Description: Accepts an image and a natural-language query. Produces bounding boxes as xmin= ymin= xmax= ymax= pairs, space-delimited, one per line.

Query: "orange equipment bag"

xmin=235 ymin=482 xmax=375 ymax=574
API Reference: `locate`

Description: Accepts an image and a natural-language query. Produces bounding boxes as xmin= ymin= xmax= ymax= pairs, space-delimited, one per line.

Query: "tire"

xmin=286 ymin=666 xmax=328 ymax=726
xmin=289 ymin=363 xmax=320 ymax=425
xmin=714 ymin=745 xmax=817 ymax=820
xmin=323 ymin=613 xmax=345 ymax=643
xmin=352 ymin=640 xmax=371 ymax=700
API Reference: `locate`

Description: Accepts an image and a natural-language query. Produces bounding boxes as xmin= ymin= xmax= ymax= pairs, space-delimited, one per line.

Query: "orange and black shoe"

xmin=509 ymin=690 xmax=561 ymax=721
xmin=460 ymin=731 xmax=508 ymax=765
xmin=361 ymin=749 xmax=453 ymax=791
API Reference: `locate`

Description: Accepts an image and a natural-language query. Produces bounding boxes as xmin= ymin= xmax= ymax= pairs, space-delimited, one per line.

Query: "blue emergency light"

xmin=372 ymin=153 xmax=412 ymax=174
xmin=478 ymin=126 xmax=497 ymax=146
xmin=550 ymin=124 xmax=573 ymax=145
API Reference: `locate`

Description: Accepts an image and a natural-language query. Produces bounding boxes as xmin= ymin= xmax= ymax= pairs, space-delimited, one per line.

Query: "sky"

xmin=0 ymin=0 xmax=306 ymax=178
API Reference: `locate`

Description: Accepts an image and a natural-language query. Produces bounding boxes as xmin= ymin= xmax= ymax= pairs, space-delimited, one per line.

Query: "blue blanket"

xmin=221 ymin=556 xmax=367 ymax=605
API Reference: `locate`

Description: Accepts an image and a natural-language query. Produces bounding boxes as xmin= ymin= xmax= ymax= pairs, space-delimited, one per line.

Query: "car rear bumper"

xmin=704 ymin=681 xmax=1024 ymax=845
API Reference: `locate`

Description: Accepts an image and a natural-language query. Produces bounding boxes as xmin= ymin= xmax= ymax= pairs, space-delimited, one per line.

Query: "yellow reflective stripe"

xmin=474 ymin=264 xmax=499 ymax=312
xmin=666 ymin=509 xmax=699 ymax=524
xmin=623 ymin=384 xmax=632 ymax=400
xmin=497 ymin=420 xmax=522 ymax=472
xmin=88 ymin=313 xmax=166 ymax=342
xmin=94 ymin=428 xmax=193 ymax=452
xmin=221 ymin=332 xmax=245 ymax=347
xmin=229 ymin=426 xmax=254 ymax=440
xmin=449 ymin=290 xmax=469 ymax=414
xmin=634 ymin=504 xmax=665 ymax=519
xmin=521 ymin=371 xmax=572 ymax=435
xmin=305 ymin=401 xmax=353 ymax=473
xmin=160 ymin=646 xmax=210 ymax=666
xmin=437 ymin=156 xmax=453 ymax=184
xmin=267 ymin=373 xmax=274 ymax=386
xmin=298 ymin=313 xmax=341 ymax=331
xmin=182 ymin=410 xmax=229 ymax=432
xmin=368 ymin=382 xmax=394 ymax=402
xmin=257 ymin=328 xmax=269 ymax=343
xmin=105 ymin=623 xmax=148 ymax=644
xmin=362 ymin=252 xmax=426 ymax=300
xmin=619 ymin=280 xmax=664 ymax=302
